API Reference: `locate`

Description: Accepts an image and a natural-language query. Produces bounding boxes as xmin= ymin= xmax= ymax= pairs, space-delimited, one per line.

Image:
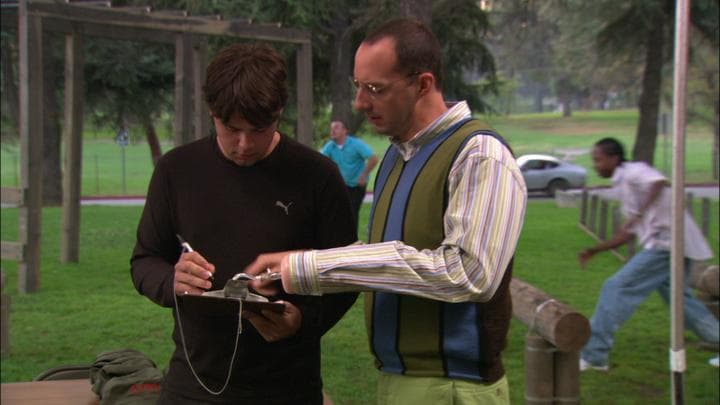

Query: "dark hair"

xmin=364 ymin=18 xmax=443 ymax=89
xmin=594 ymin=137 xmax=626 ymax=162
xmin=203 ymin=43 xmax=288 ymax=128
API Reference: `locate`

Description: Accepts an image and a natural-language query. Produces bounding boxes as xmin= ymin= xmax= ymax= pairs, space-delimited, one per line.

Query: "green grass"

xmin=2 ymin=110 xmax=716 ymax=197
xmin=2 ymin=201 xmax=718 ymax=403
xmin=482 ymin=109 xmax=717 ymax=186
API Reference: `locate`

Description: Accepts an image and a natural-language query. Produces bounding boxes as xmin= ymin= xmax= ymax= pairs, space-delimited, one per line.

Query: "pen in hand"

xmin=176 ymin=234 xmax=194 ymax=253
xmin=176 ymin=234 xmax=214 ymax=283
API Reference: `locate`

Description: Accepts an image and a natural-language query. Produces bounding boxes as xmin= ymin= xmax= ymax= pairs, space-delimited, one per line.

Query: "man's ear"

xmin=416 ymin=72 xmax=435 ymax=96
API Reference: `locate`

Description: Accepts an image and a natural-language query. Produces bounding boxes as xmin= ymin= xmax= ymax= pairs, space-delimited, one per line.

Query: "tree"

xmin=1 ymin=31 xmax=19 ymax=143
xmin=487 ymin=0 xmax=557 ymax=113
xmin=595 ymin=0 xmax=719 ymax=165
xmin=433 ymin=0 xmax=498 ymax=112
xmin=84 ymin=38 xmax=174 ymax=166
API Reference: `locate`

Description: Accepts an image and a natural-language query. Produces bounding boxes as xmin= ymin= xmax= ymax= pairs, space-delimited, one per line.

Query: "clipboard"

xmin=182 ymin=290 xmax=285 ymax=314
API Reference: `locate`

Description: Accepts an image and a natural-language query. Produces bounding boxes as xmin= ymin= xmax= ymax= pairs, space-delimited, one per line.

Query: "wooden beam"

xmin=192 ymin=38 xmax=208 ymax=140
xmin=17 ymin=0 xmax=43 ymax=293
xmin=689 ymin=264 xmax=719 ymax=297
xmin=2 ymin=12 xmax=176 ymax=43
xmin=61 ymin=29 xmax=84 ymax=263
xmin=296 ymin=41 xmax=313 ymax=146
xmin=173 ymin=32 xmax=193 ymax=146
xmin=554 ymin=350 xmax=580 ymax=404
xmin=524 ymin=334 xmax=554 ymax=405
xmin=0 ymin=187 xmax=24 ymax=206
xmin=27 ymin=1 xmax=311 ymax=44
xmin=511 ymin=278 xmax=590 ymax=352
xmin=1 ymin=271 xmax=9 ymax=357
xmin=1 ymin=241 xmax=24 ymax=262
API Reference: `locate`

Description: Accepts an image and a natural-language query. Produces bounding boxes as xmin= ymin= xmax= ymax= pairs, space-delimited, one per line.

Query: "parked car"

xmin=517 ymin=154 xmax=587 ymax=196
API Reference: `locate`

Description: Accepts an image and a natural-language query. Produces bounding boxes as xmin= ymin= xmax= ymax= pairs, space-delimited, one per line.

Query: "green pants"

xmin=376 ymin=373 xmax=509 ymax=405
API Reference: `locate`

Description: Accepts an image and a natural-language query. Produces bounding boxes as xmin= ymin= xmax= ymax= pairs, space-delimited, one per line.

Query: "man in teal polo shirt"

xmin=321 ymin=120 xmax=378 ymax=230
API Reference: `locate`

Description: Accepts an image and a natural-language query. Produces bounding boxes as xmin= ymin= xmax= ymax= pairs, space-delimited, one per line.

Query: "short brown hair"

xmin=364 ymin=19 xmax=443 ymax=89
xmin=203 ymin=43 xmax=288 ymax=128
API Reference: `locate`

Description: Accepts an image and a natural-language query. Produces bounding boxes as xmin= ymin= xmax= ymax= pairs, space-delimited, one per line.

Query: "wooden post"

xmin=588 ymin=195 xmax=599 ymax=234
xmin=598 ymin=200 xmax=609 ymax=240
xmin=611 ymin=205 xmax=620 ymax=237
xmin=192 ymin=38 xmax=209 ymax=141
xmin=554 ymin=350 xmax=581 ymax=405
xmin=688 ymin=264 xmax=719 ymax=297
xmin=61 ymin=30 xmax=84 ymax=263
xmin=18 ymin=0 xmax=44 ymax=293
xmin=174 ymin=32 xmax=193 ymax=146
xmin=696 ymin=291 xmax=719 ymax=320
xmin=510 ymin=278 xmax=591 ymax=352
xmin=626 ymin=237 xmax=637 ymax=259
xmin=685 ymin=192 xmax=694 ymax=218
xmin=296 ymin=41 xmax=313 ymax=147
xmin=579 ymin=190 xmax=588 ymax=226
xmin=524 ymin=334 xmax=554 ymax=405
xmin=1 ymin=271 xmax=9 ymax=356
xmin=700 ymin=198 xmax=710 ymax=238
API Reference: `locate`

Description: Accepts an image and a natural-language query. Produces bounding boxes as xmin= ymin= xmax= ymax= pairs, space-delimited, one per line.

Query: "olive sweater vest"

xmin=365 ymin=118 xmax=514 ymax=382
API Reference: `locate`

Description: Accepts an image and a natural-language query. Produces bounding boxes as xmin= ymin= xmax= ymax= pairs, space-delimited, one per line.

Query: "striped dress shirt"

xmin=288 ymin=101 xmax=527 ymax=303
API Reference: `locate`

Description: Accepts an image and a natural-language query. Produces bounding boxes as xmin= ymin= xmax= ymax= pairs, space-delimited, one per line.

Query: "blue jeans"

xmin=582 ymin=249 xmax=719 ymax=367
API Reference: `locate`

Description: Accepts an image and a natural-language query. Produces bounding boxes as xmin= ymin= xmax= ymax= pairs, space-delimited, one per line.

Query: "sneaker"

xmin=709 ymin=356 xmax=719 ymax=368
xmin=580 ymin=358 xmax=609 ymax=372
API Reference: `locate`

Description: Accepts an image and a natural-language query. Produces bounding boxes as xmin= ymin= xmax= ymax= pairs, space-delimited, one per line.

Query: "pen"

xmin=176 ymin=234 xmax=214 ymax=283
xmin=176 ymin=234 xmax=194 ymax=253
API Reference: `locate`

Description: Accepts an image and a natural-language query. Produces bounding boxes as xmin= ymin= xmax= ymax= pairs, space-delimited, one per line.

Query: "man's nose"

xmin=353 ymin=88 xmax=371 ymax=111
xmin=236 ymin=132 xmax=253 ymax=149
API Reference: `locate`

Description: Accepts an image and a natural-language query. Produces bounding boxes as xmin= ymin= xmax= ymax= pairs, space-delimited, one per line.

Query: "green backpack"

xmin=90 ymin=349 xmax=163 ymax=404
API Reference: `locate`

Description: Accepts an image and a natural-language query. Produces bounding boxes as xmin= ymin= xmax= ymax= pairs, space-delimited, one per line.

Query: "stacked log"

xmin=512 ymin=278 xmax=589 ymax=405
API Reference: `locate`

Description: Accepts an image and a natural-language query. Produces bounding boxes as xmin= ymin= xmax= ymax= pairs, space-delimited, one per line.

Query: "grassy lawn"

xmin=1 ymin=109 xmax=717 ymax=197
xmin=1 ymin=200 xmax=718 ymax=403
xmin=1 ymin=110 xmax=718 ymax=402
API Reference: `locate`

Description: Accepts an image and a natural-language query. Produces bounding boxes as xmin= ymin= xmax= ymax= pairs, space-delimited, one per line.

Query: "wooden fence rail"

xmin=578 ymin=190 xmax=714 ymax=261
xmin=511 ymin=278 xmax=590 ymax=404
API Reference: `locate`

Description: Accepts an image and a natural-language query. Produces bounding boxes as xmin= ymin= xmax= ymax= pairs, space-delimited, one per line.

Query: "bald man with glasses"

xmin=247 ymin=18 xmax=526 ymax=405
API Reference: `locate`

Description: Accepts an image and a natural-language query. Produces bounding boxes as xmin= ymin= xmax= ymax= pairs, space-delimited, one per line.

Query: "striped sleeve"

xmin=287 ymin=136 xmax=527 ymax=303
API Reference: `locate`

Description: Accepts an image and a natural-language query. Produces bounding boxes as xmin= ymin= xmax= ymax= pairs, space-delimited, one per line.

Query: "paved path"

xmin=2 ymin=186 xmax=716 ymax=208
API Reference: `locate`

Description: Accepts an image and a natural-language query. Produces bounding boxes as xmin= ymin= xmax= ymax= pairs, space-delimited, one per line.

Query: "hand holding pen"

xmin=174 ymin=234 xmax=215 ymax=296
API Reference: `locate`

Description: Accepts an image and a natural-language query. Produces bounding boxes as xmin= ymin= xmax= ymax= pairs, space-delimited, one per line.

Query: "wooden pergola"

xmin=0 ymin=0 xmax=313 ymax=293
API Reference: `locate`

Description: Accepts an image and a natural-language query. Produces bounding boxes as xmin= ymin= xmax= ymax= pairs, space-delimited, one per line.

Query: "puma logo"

xmin=275 ymin=200 xmax=293 ymax=215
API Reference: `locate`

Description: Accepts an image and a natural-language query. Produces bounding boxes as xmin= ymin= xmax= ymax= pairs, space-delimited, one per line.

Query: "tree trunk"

xmin=1 ymin=34 xmax=19 ymax=140
xmin=713 ymin=97 xmax=719 ymax=180
xmin=42 ymin=34 xmax=62 ymax=206
xmin=534 ymin=86 xmax=544 ymax=113
xmin=632 ymin=12 xmax=664 ymax=165
xmin=561 ymin=96 xmax=572 ymax=117
xmin=141 ymin=115 xmax=162 ymax=166
xmin=328 ymin=12 xmax=354 ymax=130
xmin=0 ymin=35 xmax=20 ymax=140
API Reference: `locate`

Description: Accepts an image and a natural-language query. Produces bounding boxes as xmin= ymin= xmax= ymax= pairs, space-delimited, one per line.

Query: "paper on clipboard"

xmin=193 ymin=290 xmax=285 ymax=313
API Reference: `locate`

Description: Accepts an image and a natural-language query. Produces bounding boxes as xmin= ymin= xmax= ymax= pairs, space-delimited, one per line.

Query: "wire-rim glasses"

xmin=350 ymin=72 xmax=420 ymax=100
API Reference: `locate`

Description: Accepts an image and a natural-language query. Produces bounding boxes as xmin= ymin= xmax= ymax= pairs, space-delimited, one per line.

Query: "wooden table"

xmin=1 ymin=379 xmax=99 ymax=405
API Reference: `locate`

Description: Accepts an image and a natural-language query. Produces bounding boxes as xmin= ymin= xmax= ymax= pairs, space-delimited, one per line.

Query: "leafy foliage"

xmin=84 ymin=38 xmax=174 ymax=136
xmin=433 ymin=0 xmax=498 ymax=112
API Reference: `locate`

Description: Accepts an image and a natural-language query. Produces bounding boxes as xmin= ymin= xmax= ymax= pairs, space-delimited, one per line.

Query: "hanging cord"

xmin=527 ymin=298 xmax=556 ymax=337
xmin=172 ymin=276 xmax=243 ymax=396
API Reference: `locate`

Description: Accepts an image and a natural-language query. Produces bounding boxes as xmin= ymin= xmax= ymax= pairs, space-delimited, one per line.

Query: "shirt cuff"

xmin=288 ymin=250 xmax=321 ymax=295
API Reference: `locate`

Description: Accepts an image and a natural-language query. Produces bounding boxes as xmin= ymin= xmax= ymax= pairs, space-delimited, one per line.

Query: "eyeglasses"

xmin=350 ymin=72 xmax=420 ymax=100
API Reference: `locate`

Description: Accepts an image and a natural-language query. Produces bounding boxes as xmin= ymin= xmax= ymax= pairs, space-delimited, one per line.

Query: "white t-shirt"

xmin=611 ymin=161 xmax=713 ymax=261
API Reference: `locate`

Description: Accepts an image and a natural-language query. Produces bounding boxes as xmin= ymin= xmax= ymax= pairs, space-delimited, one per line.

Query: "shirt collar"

xmin=611 ymin=162 xmax=627 ymax=186
xmin=393 ymin=101 xmax=472 ymax=161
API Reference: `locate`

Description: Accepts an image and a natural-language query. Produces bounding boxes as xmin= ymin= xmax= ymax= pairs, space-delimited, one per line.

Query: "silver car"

xmin=517 ymin=154 xmax=587 ymax=196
